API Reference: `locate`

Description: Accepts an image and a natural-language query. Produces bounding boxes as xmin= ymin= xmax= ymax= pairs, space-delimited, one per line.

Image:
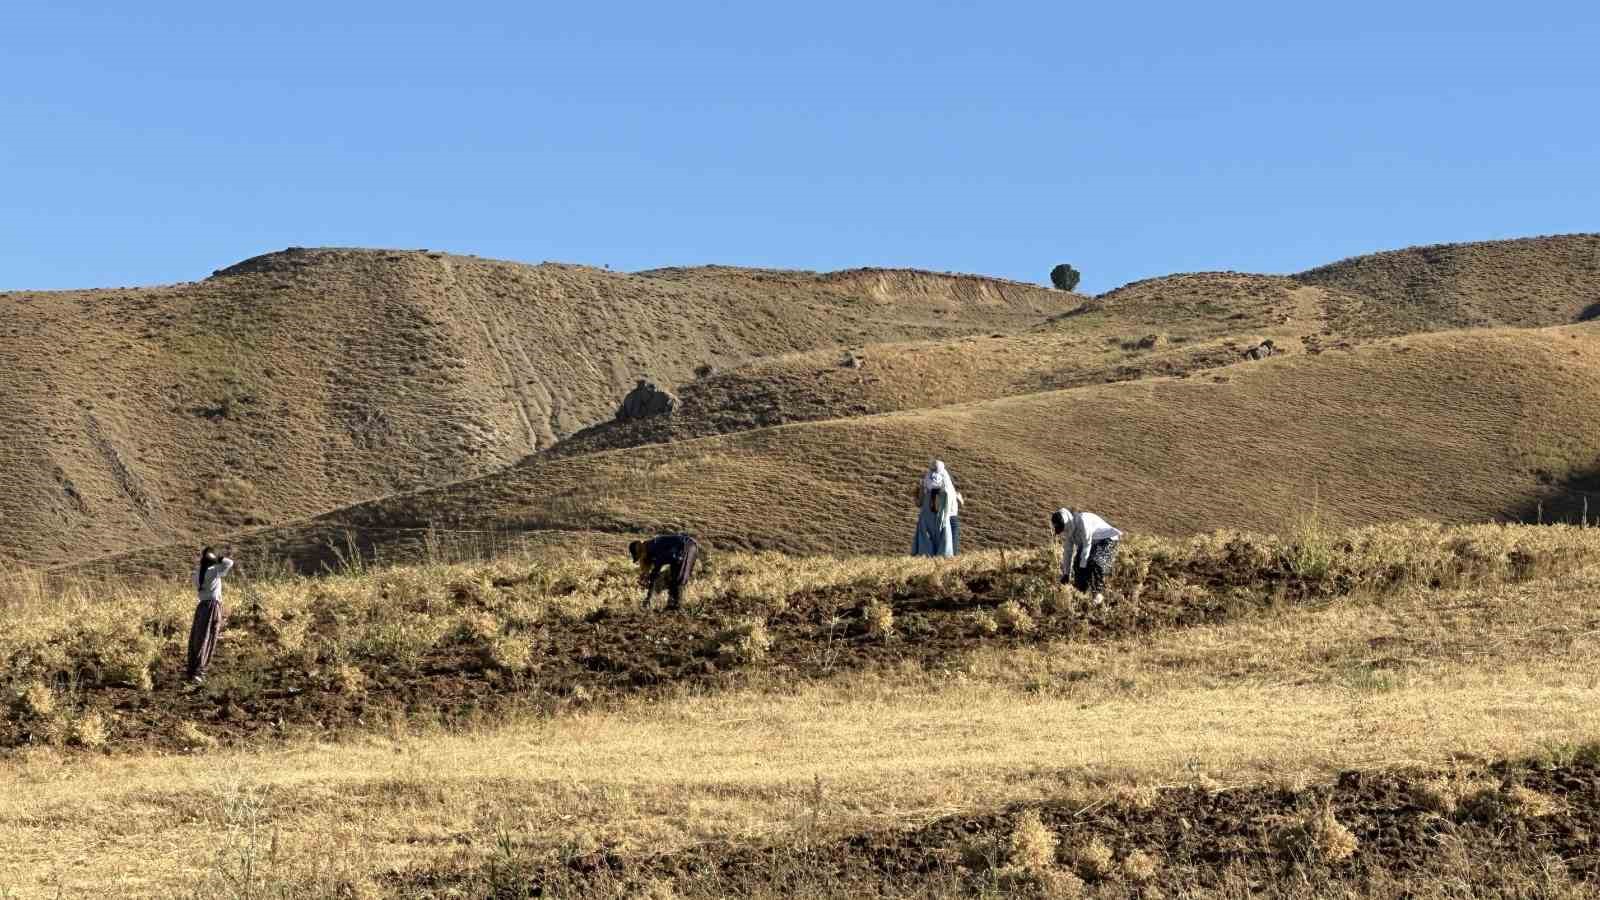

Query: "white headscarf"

xmin=922 ymin=460 xmax=958 ymax=520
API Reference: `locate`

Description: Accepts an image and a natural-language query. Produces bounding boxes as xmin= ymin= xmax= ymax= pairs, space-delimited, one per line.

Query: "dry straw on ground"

xmin=2 ymin=522 xmax=1599 ymax=895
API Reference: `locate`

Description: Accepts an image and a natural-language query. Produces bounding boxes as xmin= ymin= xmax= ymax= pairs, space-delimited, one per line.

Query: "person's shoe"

xmin=1092 ymin=593 xmax=1105 ymax=606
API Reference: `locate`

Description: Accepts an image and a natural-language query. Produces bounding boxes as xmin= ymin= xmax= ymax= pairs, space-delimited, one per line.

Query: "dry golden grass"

xmin=1 ymin=248 xmax=1070 ymax=567
xmin=3 ymin=524 xmax=1600 ymax=896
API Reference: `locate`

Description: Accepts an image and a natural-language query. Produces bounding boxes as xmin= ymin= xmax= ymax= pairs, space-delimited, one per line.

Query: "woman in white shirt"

xmin=1051 ymin=508 xmax=1122 ymax=605
xmin=186 ymin=546 xmax=236 ymax=684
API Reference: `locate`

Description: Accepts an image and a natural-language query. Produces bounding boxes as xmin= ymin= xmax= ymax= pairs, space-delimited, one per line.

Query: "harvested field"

xmin=6 ymin=523 xmax=1593 ymax=753
xmin=410 ymin=755 xmax=1600 ymax=898
xmin=3 ymin=524 xmax=1600 ymax=896
xmin=6 ymin=234 xmax=1600 ymax=898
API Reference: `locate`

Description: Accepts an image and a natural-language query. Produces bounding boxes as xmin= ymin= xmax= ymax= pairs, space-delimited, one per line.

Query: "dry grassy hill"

xmin=553 ymin=273 xmax=1340 ymax=455
xmin=14 ymin=234 xmax=1600 ymax=573
xmin=0 ymin=249 xmax=1072 ymax=566
xmin=1294 ymin=232 xmax=1600 ymax=336
xmin=548 ymin=332 xmax=1257 ymax=456
xmin=93 ymin=322 xmax=1600 ymax=575
xmin=551 ymin=258 xmax=1599 ymax=459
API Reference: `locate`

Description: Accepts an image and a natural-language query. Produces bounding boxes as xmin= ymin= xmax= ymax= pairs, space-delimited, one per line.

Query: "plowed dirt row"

xmin=13 ymin=535 xmax=1582 ymax=754
xmin=404 ymin=757 xmax=1600 ymax=898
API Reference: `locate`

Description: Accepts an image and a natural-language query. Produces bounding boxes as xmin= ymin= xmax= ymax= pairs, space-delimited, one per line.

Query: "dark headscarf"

xmin=197 ymin=546 xmax=218 ymax=590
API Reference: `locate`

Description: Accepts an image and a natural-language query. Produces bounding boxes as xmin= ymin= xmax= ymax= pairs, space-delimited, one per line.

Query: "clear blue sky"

xmin=4 ymin=2 xmax=1596 ymax=294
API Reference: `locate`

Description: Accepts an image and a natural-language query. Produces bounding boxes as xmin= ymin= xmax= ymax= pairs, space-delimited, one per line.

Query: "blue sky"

xmin=3 ymin=2 xmax=1596 ymax=293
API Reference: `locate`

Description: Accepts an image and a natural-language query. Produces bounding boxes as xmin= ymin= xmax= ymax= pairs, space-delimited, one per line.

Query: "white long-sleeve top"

xmin=1059 ymin=510 xmax=1121 ymax=577
xmin=196 ymin=558 xmax=234 ymax=604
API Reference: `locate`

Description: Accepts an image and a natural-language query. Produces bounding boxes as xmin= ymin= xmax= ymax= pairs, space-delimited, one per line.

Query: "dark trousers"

xmin=950 ymin=517 xmax=961 ymax=555
xmin=651 ymin=540 xmax=699 ymax=609
xmin=186 ymin=597 xmax=223 ymax=679
xmin=1072 ymin=539 xmax=1119 ymax=594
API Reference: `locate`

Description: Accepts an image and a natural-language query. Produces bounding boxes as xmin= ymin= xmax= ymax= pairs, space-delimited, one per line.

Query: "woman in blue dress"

xmin=911 ymin=460 xmax=955 ymax=557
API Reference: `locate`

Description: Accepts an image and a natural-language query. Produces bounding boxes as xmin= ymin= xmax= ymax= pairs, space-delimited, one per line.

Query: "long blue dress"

xmin=911 ymin=483 xmax=954 ymax=557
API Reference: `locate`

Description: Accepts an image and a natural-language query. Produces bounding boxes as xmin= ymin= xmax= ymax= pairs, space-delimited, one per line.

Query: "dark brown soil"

xmin=396 ymin=757 xmax=1600 ymax=898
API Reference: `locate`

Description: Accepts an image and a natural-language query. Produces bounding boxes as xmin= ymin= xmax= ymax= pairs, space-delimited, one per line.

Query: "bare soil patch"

xmin=400 ymin=755 xmax=1600 ymax=898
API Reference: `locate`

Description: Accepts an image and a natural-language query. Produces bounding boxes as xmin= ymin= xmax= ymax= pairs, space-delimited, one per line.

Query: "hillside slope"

xmin=1293 ymin=232 xmax=1600 ymax=336
xmin=94 ymin=323 xmax=1600 ymax=574
xmin=0 ymin=249 xmax=1072 ymax=565
xmin=552 ymin=272 xmax=1318 ymax=456
xmin=552 ymin=258 xmax=1598 ymax=459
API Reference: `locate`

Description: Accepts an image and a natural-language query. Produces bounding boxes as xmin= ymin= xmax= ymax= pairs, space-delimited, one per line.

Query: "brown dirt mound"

xmin=414 ymin=756 xmax=1600 ymax=898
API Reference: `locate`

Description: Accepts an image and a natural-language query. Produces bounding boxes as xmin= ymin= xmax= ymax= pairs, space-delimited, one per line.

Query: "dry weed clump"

xmin=13 ymin=680 xmax=68 ymax=745
xmin=1008 ymin=809 xmax=1058 ymax=871
xmin=332 ymin=663 xmax=367 ymax=696
xmin=714 ymin=619 xmax=773 ymax=666
xmin=1460 ymin=781 xmax=1563 ymax=821
xmin=90 ymin=631 xmax=159 ymax=692
xmin=1120 ymin=848 xmax=1160 ymax=883
xmin=861 ymin=599 xmax=895 ymax=639
xmin=70 ymin=710 xmax=108 ymax=749
xmin=1274 ymin=800 xmax=1358 ymax=863
xmin=1111 ymin=783 xmax=1159 ymax=811
xmin=1505 ymin=784 xmax=1562 ymax=818
xmin=996 ymin=600 xmax=1037 ymax=635
xmin=961 ymin=819 xmax=1084 ymax=900
xmin=1066 ymin=835 xmax=1115 ymax=881
xmin=17 ymin=680 xmax=57 ymax=719
xmin=487 ymin=635 xmax=535 ymax=674
xmin=972 ymin=611 xmax=1000 ymax=636
xmin=993 ymin=866 xmax=1084 ymax=899
xmin=177 ymin=720 xmax=218 ymax=751
xmin=1413 ymin=777 xmax=1457 ymax=817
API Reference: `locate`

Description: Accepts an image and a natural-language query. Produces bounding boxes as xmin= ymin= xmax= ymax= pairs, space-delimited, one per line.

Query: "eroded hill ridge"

xmin=0 ymin=248 xmax=1071 ymax=566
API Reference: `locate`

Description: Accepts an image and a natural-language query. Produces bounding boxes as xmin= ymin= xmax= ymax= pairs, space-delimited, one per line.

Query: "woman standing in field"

xmin=912 ymin=460 xmax=956 ymax=557
xmin=186 ymin=546 xmax=235 ymax=685
xmin=1052 ymin=508 xmax=1121 ymax=605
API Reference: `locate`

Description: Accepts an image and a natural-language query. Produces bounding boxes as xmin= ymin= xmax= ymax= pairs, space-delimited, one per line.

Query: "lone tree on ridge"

xmin=1049 ymin=263 xmax=1081 ymax=291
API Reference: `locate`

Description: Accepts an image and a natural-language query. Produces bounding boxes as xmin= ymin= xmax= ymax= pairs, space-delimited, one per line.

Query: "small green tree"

xmin=1049 ymin=263 xmax=1081 ymax=291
